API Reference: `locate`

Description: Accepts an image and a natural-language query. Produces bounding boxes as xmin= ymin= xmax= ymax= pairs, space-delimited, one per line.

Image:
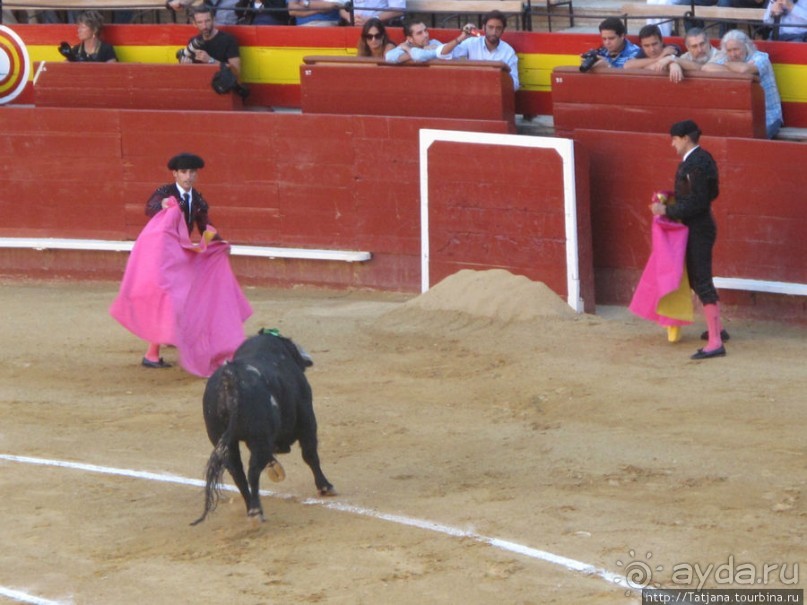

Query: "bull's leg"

xmin=246 ymin=444 xmax=274 ymax=521
xmin=224 ymin=444 xmax=251 ymax=514
xmin=297 ymin=432 xmax=335 ymax=496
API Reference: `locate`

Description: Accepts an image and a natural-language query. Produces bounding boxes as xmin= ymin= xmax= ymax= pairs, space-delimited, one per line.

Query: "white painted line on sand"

xmin=0 ymin=453 xmax=630 ymax=602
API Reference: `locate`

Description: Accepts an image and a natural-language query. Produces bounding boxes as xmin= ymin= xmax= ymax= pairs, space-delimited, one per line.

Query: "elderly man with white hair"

xmin=703 ymin=29 xmax=783 ymax=139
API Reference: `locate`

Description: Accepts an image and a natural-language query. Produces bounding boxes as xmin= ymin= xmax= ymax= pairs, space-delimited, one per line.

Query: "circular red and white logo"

xmin=0 ymin=25 xmax=31 ymax=104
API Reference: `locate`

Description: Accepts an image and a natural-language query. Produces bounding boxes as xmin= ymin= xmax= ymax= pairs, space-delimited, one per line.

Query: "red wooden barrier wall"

xmin=0 ymin=107 xmax=513 ymax=290
xmin=552 ymin=67 xmax=767 ymax=139
xmin=34 ymin=62 xmax=241 ymax=111
xmin=300 ymin=58 xmax=516 ymax=129
xmin=426 ymin=139 xmax=594 ymax=313
xmin=1 ymin=108 xmax=804 ymax=320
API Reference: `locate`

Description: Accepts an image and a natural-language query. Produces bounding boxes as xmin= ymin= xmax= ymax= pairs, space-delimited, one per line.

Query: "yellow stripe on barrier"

xmin=773 ymin=64 xmax=807 ymax=103
xmin=21 ymin=43 xmax=807 ymax=106
xmin=240 ymin=47 xmax=354 ymax=84
xmin=519 ymin=52 xmax=579 ymax=91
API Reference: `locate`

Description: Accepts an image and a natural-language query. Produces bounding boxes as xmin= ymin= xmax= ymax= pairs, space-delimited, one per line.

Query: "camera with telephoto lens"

xmin=176 ymin=36 xmax=205 ymax=62
xmin=579 ymin=47 xmax=607 ymax=73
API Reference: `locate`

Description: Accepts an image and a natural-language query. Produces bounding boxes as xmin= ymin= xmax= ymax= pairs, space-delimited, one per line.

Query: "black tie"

xmin=182 ymin=192 xmax=192 ymax=225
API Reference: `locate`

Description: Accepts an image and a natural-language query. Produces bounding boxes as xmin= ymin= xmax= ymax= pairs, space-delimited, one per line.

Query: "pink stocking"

xmin=145 ymin=343 xmax=161 ymax=362
xmin=703 ymin=304 xmax=723 ymax=351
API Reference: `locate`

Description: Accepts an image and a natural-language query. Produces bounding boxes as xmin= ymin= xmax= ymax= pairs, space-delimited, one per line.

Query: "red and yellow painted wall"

xmin=9 ymin=24 xmax=807 ymax=126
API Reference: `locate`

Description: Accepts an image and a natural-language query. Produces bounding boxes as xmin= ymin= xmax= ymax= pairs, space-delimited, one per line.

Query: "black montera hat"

xmin=167 ymin=153 xmax=205 ymax=170
xmin=670 ymin=120 xmax=701 ymax=138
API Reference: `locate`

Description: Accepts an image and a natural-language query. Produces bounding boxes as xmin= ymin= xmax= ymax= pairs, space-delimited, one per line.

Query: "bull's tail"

xmin=191 ymin=365 xmax=241 ymax=526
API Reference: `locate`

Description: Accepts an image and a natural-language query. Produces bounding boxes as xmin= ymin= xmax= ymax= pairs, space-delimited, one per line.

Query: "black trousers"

xmin=686 ymin=218 xmax=719 ymax=305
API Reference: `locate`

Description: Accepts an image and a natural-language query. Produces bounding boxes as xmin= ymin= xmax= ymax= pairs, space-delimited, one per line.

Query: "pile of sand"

xmin=388 ymin=269 xmax=576 ymax=324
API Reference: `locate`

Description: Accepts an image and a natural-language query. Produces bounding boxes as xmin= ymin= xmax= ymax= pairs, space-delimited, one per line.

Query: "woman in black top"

xmin=67 ymin=11 xmax=117 ymax=63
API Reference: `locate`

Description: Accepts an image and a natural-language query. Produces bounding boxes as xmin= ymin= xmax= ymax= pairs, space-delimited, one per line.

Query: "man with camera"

xmin=178 ymin=6 xmax=241 ymax=79
xmin=624 ymin=24 xmax=688 ymax=83
xmin=581 ymin=17 xmax=641 ymax=72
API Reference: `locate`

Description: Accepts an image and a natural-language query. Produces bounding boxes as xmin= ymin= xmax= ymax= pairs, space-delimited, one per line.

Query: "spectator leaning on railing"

xmin=385 ymin=20 xmax=443 ymax=62
xmin=703 ymin=29 xmax=784 ymax=138
xmin=624 ymin=23 xmax=681 ymax=72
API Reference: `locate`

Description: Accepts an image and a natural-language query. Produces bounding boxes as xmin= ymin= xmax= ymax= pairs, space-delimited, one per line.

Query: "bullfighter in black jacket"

xmin=651 ymin=120 xmax=727 ymax=360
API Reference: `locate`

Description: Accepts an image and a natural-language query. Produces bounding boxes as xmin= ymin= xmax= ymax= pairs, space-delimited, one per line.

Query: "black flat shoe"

xmin=690 ymin=346 xmax=726 ymax=360
xmin=700 ymin=329 xmax=730 ymax=342
xmin=142 ymin=357 xmax=172 ymax=368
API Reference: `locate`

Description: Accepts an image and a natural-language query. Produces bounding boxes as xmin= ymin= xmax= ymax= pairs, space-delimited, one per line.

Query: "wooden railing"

xmin=620 ymin=3 xmax=767 ymax=35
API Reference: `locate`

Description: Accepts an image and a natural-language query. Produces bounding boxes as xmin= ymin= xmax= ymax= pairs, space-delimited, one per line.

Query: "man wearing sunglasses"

xmin=385 ymin=20 xmax=444 ymax=63
xmin=435 ymin=10 xmax=519 ymax=90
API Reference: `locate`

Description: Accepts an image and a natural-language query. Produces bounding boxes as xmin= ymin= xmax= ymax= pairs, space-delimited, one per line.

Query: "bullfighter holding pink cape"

xmin=110 ymin=153 xmax=252 ymax=376
xmin=632 ymin=120 xmax=728 ymax=360
xmin=629 ymin=191 xmax=694 ymax=344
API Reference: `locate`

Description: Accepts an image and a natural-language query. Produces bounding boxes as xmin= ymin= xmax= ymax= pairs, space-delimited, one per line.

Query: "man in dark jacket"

xmin=651 ymin=120 xmax=727 ymax=360
xmin=146 ymin=152 xmax=212 ymax=238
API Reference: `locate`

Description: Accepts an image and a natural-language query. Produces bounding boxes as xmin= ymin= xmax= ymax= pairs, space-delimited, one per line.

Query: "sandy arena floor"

xmin=0 ymin=271 xmax=804 ymax=604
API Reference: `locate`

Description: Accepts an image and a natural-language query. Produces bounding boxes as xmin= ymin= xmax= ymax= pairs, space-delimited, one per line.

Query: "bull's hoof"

xmin=266 ymin=459 xmax=286 ymax=482
xmin=318 ymin=485 xmax=337 ymax=497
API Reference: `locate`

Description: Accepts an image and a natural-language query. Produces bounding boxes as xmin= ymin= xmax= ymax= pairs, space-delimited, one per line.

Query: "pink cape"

xmin=109 ymin=200 xmax=252 ymax=377
xmin=629 ymin=216 xmax=693 ymax=327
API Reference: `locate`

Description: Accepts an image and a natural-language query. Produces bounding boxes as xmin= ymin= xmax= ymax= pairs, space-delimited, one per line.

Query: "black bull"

xmin=192 ymin=330 xmax=335 ymax=525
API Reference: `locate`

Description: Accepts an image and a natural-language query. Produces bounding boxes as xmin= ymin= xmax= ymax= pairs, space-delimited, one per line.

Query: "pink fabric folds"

xmin=110 ymin=199 xmax=252 ymax=377
xmin=629 ymin=215 xmax=693 ymax=327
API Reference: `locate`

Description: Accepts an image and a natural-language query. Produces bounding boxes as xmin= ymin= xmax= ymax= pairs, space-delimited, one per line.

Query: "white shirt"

xmin=385 ymin=39 xmax=442 ymax=63
xmin=436 ymin=36 xmax=520 ymax=90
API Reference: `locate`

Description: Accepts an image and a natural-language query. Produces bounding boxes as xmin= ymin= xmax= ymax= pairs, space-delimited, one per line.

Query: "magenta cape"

xmin=629 ymin=215 xmax=694 ymax=327
xmin=109 ymin=201 xmax=253 ymax=377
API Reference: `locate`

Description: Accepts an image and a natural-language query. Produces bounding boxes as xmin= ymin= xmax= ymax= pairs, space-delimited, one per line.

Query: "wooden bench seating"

xmin=621 ymin=3 xmax=766 ymax=35
xmin=34 ymin=62 xmax=242 ymax=111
